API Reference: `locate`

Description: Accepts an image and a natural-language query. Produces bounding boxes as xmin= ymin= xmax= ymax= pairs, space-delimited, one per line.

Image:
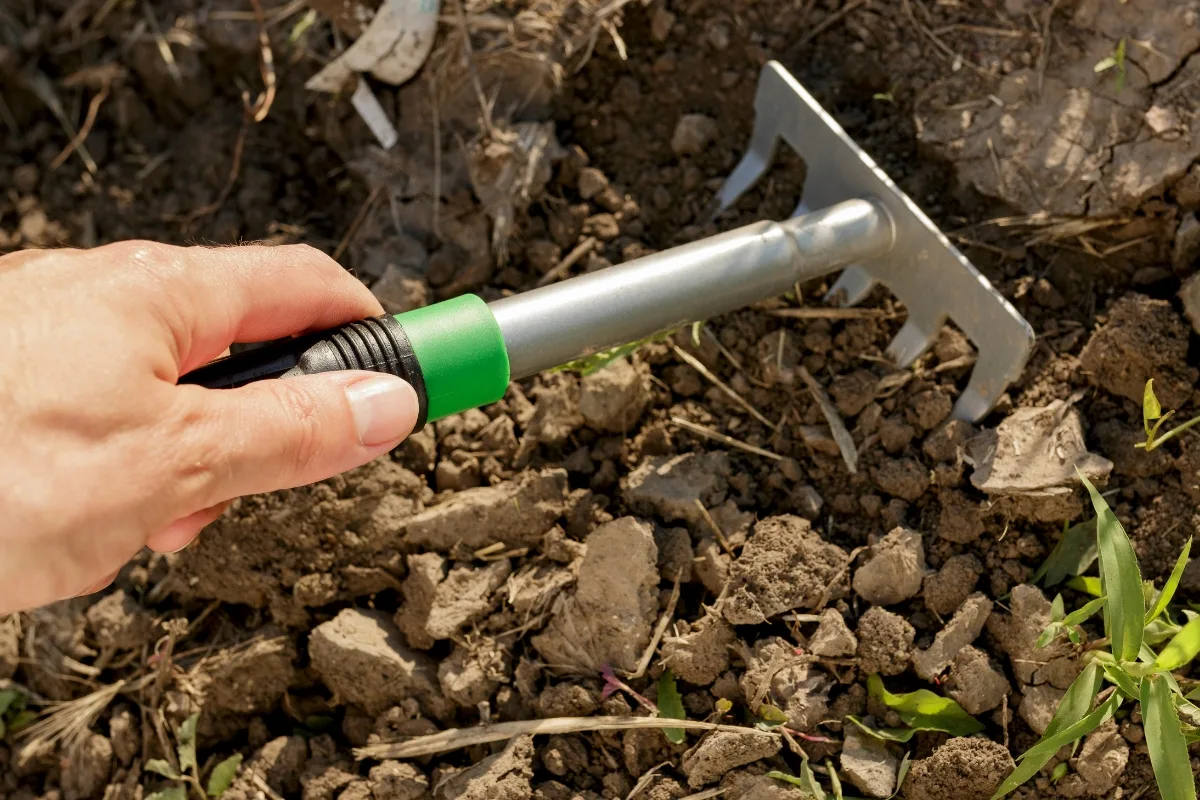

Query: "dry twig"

xmin=625 ymin=575 xmax=681 ymax=680
xmin=672 ymin=345 xmax=776 ymax=430
xmin=670 ymin=417 xmax=783 ymax=461
xmin=796 ymin=366 xmax=858 ymax=474
xmin=246 ymin=0 xmax=278 ymax=122
xmin=537 ymin=236 xmax=597 ymax=286
xmin=356 ymin=716 xmax=779 ymax=760
xmin=50 ymin=84 xmax=110 ymax=171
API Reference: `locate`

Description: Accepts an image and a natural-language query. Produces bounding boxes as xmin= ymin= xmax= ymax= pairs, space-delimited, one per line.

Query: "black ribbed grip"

xmin=180 ymin=315 xmax=428 ymax=431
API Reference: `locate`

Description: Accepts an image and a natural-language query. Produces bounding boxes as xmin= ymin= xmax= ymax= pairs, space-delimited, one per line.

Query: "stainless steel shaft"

xmin=488 ymin=198 xmax=895 ymax=379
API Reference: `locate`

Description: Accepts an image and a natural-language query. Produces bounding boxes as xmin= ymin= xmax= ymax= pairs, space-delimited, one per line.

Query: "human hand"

xmin=0 ymin=242 xmax=420 ymax=613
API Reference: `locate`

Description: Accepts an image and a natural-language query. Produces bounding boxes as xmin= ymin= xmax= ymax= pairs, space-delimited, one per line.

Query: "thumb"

xmin=174 ymin=371 xmax=419 ymax=506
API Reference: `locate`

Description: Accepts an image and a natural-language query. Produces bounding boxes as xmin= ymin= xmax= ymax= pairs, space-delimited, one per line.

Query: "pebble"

xmin=671 ymin=114 xmax=719 ymax=157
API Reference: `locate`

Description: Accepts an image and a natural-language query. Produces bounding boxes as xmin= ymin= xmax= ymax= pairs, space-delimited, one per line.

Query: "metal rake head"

xmin=713 ymin=62 xmax=1034 ymax=423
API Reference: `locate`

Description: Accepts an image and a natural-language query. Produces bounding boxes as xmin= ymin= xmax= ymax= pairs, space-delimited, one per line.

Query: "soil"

xmin=3 ymin=1 xmax=1200 ymax=799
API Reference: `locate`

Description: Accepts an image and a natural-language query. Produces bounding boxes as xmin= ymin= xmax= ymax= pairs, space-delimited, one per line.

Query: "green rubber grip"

xmin=393 ymin=295 xmax=510 ymax=422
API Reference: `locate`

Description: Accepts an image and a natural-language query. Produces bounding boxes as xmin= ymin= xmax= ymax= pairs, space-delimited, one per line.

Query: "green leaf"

xmin=1157 ymin=617 xmax=1200 ymax=671
xmin=1063 ymin=595 xmax=1108 ymax=628
xmin=206 ymin=754 xmax=243 ymax=798
xmin=176 ymin=713 xmax=200 ymax=774
xmin=1094 ymin=55 xmax=1117 ymax=73
xmin=1050 ymin=594 xmax=1065 ymax=623
xmin=755 ymin=703 xmax=789 ymax=730
xmin=867 ymin=675 xmax=984 ymax=736
xmin=825 ymin=758 xmax=844 ymax=800
xmin=992 ymin=691 xmax=1123 ymax=798
xmin=0 ymin=689 xmax=18 ymax=717
xmin=1036 ymin=623 xmax=1062 ymax=650
xmin=892 ymin=751 xmax=911 ymax=799
xmin=145 ymin=788 xmax=188 ymax=800
xmin=1041 ymin=662 xmax=1105 ymax=744
xmin=7 ymin=709 xmax=34 ymax=733
xmin=1147 ymin=539 xmax=1192 ymax=625
xmin=1080 ymin=472 xmax=1144 ymax=662
xmin=768 ymin=761 xmax=826 ymax=799
xmin=715 ymin=698 xmax=733 ymax=715
xmin=656 ymin=670 xmax=686 ymax=744
xmin=1050 ymin=762 xmax=1068 ymax=782
xmin=1142 ymin=674 xmax=1197 ymax=800
xmin=1067 ymin=575 xmax=1103 ymax=597
xmin=1143 ymin=616 xmax=1182 ymax=646
xmin=1102 ymin=664 xmax=1142 ymax=700
xmin=846 ymin=716 xmax=922 ymax=743
xmin=1144 ymin=379 xmax=1162 ymax=433
xmin=145 ymin=760 xmax=182 ymax=781
xmin=1035 ymin=521 xmax=1098 ymax=587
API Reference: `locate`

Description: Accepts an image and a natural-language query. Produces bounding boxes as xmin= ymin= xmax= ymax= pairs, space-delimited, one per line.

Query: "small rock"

xmin=650 ymin=7 xmax=676 ymax=41
xmin=856 ymin=607 xmax=914 ymax=676
xmin=437 ymin=639 xmax=507 ymax=707
xmin=1019 ymin=684 xmax=1065 ymax=735
xmin=681 ymin=730 xmax=781 ymax=787
xmin=912 ymin=593 xmax=992 ymax=680
xmin=923 ymin=419 xmax=976 ymax=463
xmin=852 ymin=528 xmax=926 ymax=606
xmin=62 ymin=733 xmax=113 ymax=800
xmin=1031 ymin=277 xmax=1066 ymax=309
xmin=808 ymin=609 xmax=857 ymax=657
xmin=12 ymin=164 xmax=38 ymax=193
xmin=1144 ymin=104 xmax=1181 ymax=135
xmin=370 ymin=760 xmax=429 ymax=800
xmin=946 ymin=646 xmax=1010 ymax=715
xmin=577 ymin=167 xmax=609 ymax=200
xmin=671 ymin=114 xmax=719 ymax=157
xmin=902 ymin=737 xmax=1013 ymax=800
xmin=798 ymin=425 xmax=842 ymax=457
xmin=924 ymin=554 xmax=983 ymax=616
xmin=532 ymin=517 xmax=659 ymax=673
xmin=439 ymin=735 xmax=534 ymax=800
xmin=108 ymin=707 xmax=140 ymax=767
xmin=622 ymin=451 xmax=730 ymax=525
xmin=537 ymin=683 xmax=598 ymax=717
xmin=394 ymin=552 xmax=446 ymax=650
xmin=871 ymin=458 xmax=930 ymax=502
xmin=579 ymin=358 xmax=649 ymax=432
xmin=792 ymin=485 xmax=824 ymax=520
xmin=309 ymin=609 xmax=444 ymax=717
xmin=582 ymin=212 xmax=620 ymax=241
xmin=841 ymin=723 xmax=900 ymax=798
xmin=662 ymin=612 xmax=735 ymax=685
xmin=722 ymin=516 xmax=849 ymax=625
xmin=906 ymin=389 xmax=952 ymax=432
xmin=425 ymin=560 xmax=511 ymax=640
xmin=524 ymin=239 xmax=561 ymax=274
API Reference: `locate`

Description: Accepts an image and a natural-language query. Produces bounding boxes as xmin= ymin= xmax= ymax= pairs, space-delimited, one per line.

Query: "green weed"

xmin=1094 ymin=37 xmax=1128 ymax=92
xmin=144 ymin=713 xmax=243 ymax=800
xmin=848 ymin=674 xmax=983 ymax=743
xmin=0 ymin=688 xmax=35 ymax=737
xmin=994 ymin=471 xmax=1199 ymax=800
xmin=1137 ymin=379 xmax=1200 ymax=452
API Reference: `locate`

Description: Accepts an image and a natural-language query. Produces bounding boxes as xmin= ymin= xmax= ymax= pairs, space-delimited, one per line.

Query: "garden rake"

xmin=184 ymin=61 xmax=1035 ymax=431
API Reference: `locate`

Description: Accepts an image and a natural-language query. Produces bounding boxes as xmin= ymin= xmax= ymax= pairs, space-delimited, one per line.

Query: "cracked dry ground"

xmin=4 ymin=0 xmax=1200 ymax=799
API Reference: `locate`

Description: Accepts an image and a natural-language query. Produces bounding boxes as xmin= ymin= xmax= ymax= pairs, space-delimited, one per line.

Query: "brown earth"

xmin=3 ymin=1 xmax=1200 ymax=799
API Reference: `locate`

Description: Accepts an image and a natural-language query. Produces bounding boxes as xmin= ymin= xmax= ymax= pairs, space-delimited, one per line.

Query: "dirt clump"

xmin=308 ymin=609 xmax=445 ymax=717
xmin=740 ymin=637 xmax=831 ymax=731
xmin=424 ymin=560 xmax=512 ymax=640
xmin=185 ymin=629 xmax=297 ymax=740
xmin=987 ymin=584 xmax=1074 ymax=685
xmin=852 ymin=528 xmax=926 ymax=606
xmin=579 ymin=358 xmax=650 ymax=432
xmin=247 ymin=736 xmax=308 ymax=796
xmin=85 ymin=590 xmax=154 ymax=651
xmin=671 ymin=114 xmax=719 ymax=157
xmin=622 ymin=452 xmax=731 ymax=525
xmin=968 ymin=400 xmax=1113 ymax=521
xmin=722 ymin=516 xmax=848 ymax=625
xmin=1079 ymin=293 xmax=1196 ymax=408
xmin=532 ymin=517 xmax=658 ymax=672
xmin=945 ymin=646 xmax=1010 ymax=716
xmin=61 ymin=732 xmax=112 ymax=800
xmin=870 ymin=458 xmax=930 ymax=502
xmin=369 ymin=761 xmax=430 ymax=800
xmin=1060 ymin=719 xmax=1129 ymax=797
xmin=923 ymin=554 xmax=983 ymax=616
xmin=405 ymin=468 xmax=569 ymax=551
xmin=808 ymin=608 xmax=857 ymax=658
xmin=934 ymin=489 xmax=985 ymax=544
xmin=681 ymin=731 xmax=781 ymax=788
xmin=662 ymin=611 xmax=736 ymax=685
xmin=912 ymin=593 xmax=992 ymax=680
xmin=395 ymin=553 xmax=448 ymax=650
xmin=856 ymin=608 xmax=915 ymax=677
xmin=841 ymin=722 xmax=900 ymax=798
xmin=438 ymin=638 xmax=509 ymax=707
xmin=1020 ymin=684 xmax=1067 ymax=735
xmin=902 ymin=737 xmax=1013 ymax=800
xmin=438 ymin=734 xmax=534 ymax=800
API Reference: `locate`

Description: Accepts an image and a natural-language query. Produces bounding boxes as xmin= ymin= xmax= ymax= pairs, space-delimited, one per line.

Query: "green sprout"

xmin=993 ymin=472 xmax=1199 ymax=800
xmin=848 ymin=674 xmax=983 ymax=743
xmin=1094 ymin=37 xmax=1128 ymax=92
xmin=144 ymin=713 xmax=244 ymax=800
xmin=1137 ymin=379 xmax=1200 ymax=452
xmin=0 ymin=688 xmax=35 ymax=737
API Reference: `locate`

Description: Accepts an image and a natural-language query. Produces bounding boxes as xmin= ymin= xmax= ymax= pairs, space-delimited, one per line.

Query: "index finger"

xmin=111 ymin=241 xmax=384 ymax=373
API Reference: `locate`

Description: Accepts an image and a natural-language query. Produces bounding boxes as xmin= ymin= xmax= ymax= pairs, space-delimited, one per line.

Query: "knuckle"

xmin=164 ymin=397 xmax=230 ymax=505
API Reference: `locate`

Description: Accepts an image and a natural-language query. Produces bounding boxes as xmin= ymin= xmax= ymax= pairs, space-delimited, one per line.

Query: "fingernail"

xmin=345 ymin=374 xmax=418 ymax=446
